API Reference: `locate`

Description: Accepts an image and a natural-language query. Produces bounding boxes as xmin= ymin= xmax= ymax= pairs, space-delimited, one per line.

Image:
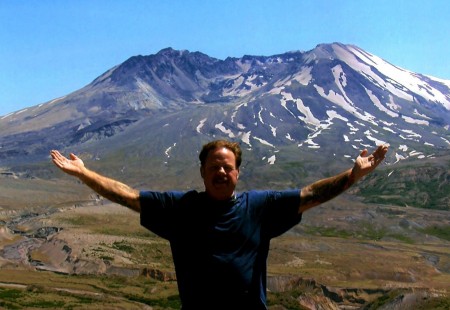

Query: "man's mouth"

xmin=213 ymin=178 xmax=228 ymax=185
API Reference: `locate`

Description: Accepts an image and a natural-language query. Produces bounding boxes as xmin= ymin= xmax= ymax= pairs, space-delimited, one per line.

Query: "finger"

xmin=69 ymin=153 xmax=78 ymax=161
xmin=50 ymin=150 xmax=58 ymax=159
xmin=51 ymin=155 xmax=64 ymax=168
xmin=50 ymin=150 xmax=61 ymax=161
xmin=51 ymin=151 xmax=68 ymax=168
xmin=374 ymin=145 xmax=388 ymax=160
xmin=51 ymin=150 xmax=64 ymax=159
xmin=377 ymin=144 xmax=389 ymax=155
xmin=360 ymin=149 xmax=368 ymax=157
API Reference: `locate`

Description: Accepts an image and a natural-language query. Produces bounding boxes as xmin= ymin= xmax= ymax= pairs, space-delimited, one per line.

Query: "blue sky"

xmin=1 ymin=0 xmax=449 ymax=116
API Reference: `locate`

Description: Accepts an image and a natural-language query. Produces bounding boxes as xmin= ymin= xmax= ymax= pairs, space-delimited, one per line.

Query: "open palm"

xmin=352 ymin=144 xmax=389 ymax=181
xmin=50 ymin=150 xmax=85 ymax=176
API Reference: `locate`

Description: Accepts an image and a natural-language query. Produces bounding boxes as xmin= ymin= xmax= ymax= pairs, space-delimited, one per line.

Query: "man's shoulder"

xmin=237 ymin=189 xmax=301 ymax=204
xmin=140 ymin=189 xmax=202 ymax=202
xmin=238 ymin=189 xmax=297 ymax=197
xmin=236 ymin=190 xmax=272 ymax=205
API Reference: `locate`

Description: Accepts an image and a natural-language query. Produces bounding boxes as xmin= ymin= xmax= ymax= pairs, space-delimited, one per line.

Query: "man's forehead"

xmin=206 ymin=147 xmax=236 ymax=161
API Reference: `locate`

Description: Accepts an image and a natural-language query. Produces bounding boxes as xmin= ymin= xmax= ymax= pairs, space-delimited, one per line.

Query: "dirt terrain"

xmin=0 ymin=176 xmax=449 ymax=309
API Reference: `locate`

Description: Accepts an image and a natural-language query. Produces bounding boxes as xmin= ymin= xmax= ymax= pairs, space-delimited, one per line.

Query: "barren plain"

xmin=0 ymin=174 xmax=449 ymax=309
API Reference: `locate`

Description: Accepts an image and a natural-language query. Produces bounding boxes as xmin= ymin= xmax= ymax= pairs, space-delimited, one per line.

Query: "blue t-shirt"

xmin=140 ymin=190 xmax=302 ymax=310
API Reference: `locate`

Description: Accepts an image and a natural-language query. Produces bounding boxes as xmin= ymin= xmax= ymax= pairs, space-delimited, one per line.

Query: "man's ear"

xmin=237 ymin=169 xmax=240 ymax=179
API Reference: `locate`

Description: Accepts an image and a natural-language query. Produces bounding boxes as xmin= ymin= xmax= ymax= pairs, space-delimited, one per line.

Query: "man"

xmin=51 ymin=140 xmax=388 ymax=309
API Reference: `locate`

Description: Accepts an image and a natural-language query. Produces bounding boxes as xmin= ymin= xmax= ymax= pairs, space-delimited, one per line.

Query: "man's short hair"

xmin=199 ymin=140 xmax=242 ymax=168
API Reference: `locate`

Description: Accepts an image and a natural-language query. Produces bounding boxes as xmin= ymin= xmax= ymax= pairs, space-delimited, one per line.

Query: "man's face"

xmin=201 ymin=147 xmax=240 ymax=201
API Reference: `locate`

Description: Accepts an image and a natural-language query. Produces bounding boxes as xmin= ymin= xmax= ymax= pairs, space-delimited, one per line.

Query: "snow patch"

xmin=364 ymin=130 xmax=386 ymax=146
xmin=402 ymin=115 xmax=429 ymax=126
xmin=364 ymin=87 xmax=399 ymax=118
xmin=290 ymin=66 xmax=313 ymax=86
xmin=270 ymin=124 xmax=277 ymax=137
xmin=267 ymin=155 xmax=276 ymax=165
xmin=254 ymin=136 xmax=275 ymax=148
xmin=280 ymin=91 xmax=321 ymax=126
xmin=400 ymin=129 xmax=422 ymax=139
xmin=258 ymin=106 xmax=265 ymax=124
xmin=314 ymin=85 xmax=374 ymax=123
xmin=413 ymin=109 xmax=432 ymax=120
xmin=286 ymin=133 xmax=294 ymax=141
xmin=215 ymin=122 xmax=235 ymax=138
xmin=165 ymin=143 xmax=176 ymax=158
xmin=240 ymin=131 xmax=252 ymax=147
xmin=332 ymin=44 xmax=414 ymax=102
xmin=440 ymin=137 xmax=450 ymax=146
xmin=196 ymin=118 xmax=207 ymax=133
xmin=339 ymin=44 xmax=450 ymax=110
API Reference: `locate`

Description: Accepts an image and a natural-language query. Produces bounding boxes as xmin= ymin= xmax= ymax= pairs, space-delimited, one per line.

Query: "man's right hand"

xmin=50 ymin=150 xmax=85 ymax=177
xmin=50 ymin=150 xmax=141 ymax=212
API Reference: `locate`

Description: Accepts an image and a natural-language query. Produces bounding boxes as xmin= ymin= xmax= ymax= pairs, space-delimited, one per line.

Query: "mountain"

xmin=1 ymin=43 xmax=449 ymax=209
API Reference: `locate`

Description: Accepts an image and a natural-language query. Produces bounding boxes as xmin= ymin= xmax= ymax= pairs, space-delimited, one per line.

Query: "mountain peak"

xmin=156 ymin=47 xmax=189 ymax=57
xmin=1 ymin=43 xmax=449 ymax=174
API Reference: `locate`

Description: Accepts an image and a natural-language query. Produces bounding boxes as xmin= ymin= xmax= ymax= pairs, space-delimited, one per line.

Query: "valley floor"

xmin=0 ymin=183 xmax=449 ymax=309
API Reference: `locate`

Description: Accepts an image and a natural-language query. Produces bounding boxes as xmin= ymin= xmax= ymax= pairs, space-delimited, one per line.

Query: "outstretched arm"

xmin=50 ymin=150 xmax=140 ymax=212
xmin=299 ymin=144 xmax=388 ymax=213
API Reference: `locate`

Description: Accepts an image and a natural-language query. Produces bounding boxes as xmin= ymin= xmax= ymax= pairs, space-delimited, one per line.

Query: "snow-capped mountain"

xmin=1 ymin=42 xmax=449 ymax=174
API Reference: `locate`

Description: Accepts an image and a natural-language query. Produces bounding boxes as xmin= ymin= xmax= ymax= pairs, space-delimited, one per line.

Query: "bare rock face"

xmin=141 ymin=267 xmax=176 ymax=282
xmin=297 ymin=293 xmax=340 ymax=310
xmin=267 ymin=275 xmax=448 ymax=309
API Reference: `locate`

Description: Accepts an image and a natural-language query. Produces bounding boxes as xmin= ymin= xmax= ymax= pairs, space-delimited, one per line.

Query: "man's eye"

xmin=208 ymin=166 xmax=235 ymax=172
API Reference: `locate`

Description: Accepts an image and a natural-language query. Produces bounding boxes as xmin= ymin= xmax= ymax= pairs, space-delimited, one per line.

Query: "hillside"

xmin=0 ymin=43 xmax=449 ymax=308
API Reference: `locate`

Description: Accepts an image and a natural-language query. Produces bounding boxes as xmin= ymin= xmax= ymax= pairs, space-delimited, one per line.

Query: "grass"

xmin=267 ymin=288 xmax=310 ymax=309
xmin=414 ymin=295 xmax=450 ymax=310
xmin=364 ymin=290 xmax=450 ymax=310
xmin=302 ymin=223 xmax=413 ymax=243
xmin=268 ymin=231 xmax=450 ymax=291
xmin=0 ymin=270 xmax=180 ymax=309
xmin=0 ymin=286 xmax=96 ymax=309
xmin=1 ymin=171 xmax=448 ymax=308
xmin=112 ymin=240 xmax=135 ymax=253
xmin=364 ymin=290 xmax=404 ymax=309
xmin=57 ymin=212 xmax=155 ymax=238
xmin=387 ymin=233 xmax=415 ymax=244
xmin=418 ymin=225 xmax=450 ymax=241
xmin=358 ymin=162 xmax=450 ymax=211
xmin=303 ymin=226 xmax=354 ymax=238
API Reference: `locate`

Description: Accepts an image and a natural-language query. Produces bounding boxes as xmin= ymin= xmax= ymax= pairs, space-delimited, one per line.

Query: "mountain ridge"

xmin=1 ymin=42 xmax=449 ymax=208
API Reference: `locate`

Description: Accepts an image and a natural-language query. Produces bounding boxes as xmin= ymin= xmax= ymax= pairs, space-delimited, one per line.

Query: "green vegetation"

xmin=59 ymin=213 xmax=155 ymax=238
xmin=418 ymin=225 xmax=450 ymax=241
xmin=358 ymin=162 xmax=450 ymax=211
xmin=0 ymin=271 xmax=180 ymax=309
xmin=112 ymin=240 xmax=135 ymax=253
xmin=0 ymin=288 xmax=22 ymax=309
xmin=302 ymin=223 xmax=414 ymax=243
xmin=387 ymin=233 xmax=415 ymax=244
xmin=0 ymin=286 xmax=96 ymax=309
xmin=302 ymin=222 xmax=420 ymax=244
xmin=414 ymin=295 xmax=450 ymax=310
xmin=303 ymin=226 xmax=354 ymax=238
xmin=126 ymin=293 xmax=181 ymax=309
xmin=364 ymin=290 xmax=404 ymax=309
xmin=365 ymin=290 xmax=450 ymax=310
xmin=267 ymin=288 xmax=309 ymax=309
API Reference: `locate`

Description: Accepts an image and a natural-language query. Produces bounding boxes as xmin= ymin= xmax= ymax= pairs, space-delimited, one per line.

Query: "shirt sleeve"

xmin=139 ymin=190 xmax=186 ymax=240
xmin=263 ymin=189 xmax=302 ymax=238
